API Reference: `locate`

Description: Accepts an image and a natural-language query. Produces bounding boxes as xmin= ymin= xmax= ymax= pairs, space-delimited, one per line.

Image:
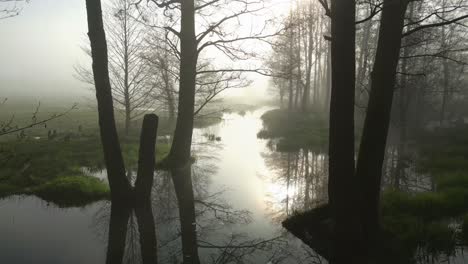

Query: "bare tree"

xmin=77 ymin=0 xmax=154 ymax=135
xmin=266 ymin=2 xmax=329 ymax=113
xmin=0 ymin=0 xmax=28 ymax=19
xmin=0 ymin=99 xmax=77 ymax=137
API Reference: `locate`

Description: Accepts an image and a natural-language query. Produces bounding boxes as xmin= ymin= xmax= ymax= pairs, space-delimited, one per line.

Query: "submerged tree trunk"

xmin=85 ymin=0 xmax=132 ymax=201
xmin=355 ymin=0 xmax=409 ymax=252
xmin=328 ymin=0 xmax=364 ymax=262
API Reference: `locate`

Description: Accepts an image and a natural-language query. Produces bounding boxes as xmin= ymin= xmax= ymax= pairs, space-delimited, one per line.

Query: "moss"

xmin=29 ymin=176 xmax=109 ymax=207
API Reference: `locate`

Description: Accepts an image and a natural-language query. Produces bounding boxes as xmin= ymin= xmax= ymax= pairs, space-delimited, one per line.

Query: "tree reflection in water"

xmin=92 ymin=155 xmax=310 ymax=263
xmin=262 ymin=146 xmax=329 ymax=221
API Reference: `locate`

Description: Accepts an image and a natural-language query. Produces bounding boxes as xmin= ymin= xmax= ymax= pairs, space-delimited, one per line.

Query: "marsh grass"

xmin=0 ymin=136 xmax=170 ymax=206
xmin=257 ymin=109 xmax=328 ymax=152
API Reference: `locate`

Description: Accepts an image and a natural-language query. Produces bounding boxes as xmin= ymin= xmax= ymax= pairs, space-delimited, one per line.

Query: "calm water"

xmin=0 ymin=108 xmax=319 ymax=263
xmin=1 ymin=108 xmax=466 ymax=263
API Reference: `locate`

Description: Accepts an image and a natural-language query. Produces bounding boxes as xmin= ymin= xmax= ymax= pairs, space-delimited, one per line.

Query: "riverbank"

xmin=0 ymin=136 xmax=170 ymax=206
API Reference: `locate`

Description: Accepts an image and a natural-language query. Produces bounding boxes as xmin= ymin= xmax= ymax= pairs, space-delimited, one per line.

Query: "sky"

xmin=0 ymin=0 xmax=291 ymax=103
xmin=0 ymin=0 xmax=90 ymax=100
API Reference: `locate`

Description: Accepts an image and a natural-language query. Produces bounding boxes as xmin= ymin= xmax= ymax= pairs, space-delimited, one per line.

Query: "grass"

xmin=375 ymin=125 xmax=468 ymax=261
xmin=282 ymin=124 xmax=468 ymax=262
xmin=29 ymin=176 xmax=110 ymax=207
xmin=0 ymin=135 xmax=170 ymax=207
xmin=257 ymin=109 xmax=328 ymax=152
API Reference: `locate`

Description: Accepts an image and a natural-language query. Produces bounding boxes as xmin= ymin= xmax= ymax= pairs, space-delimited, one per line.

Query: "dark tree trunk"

xmin=172 ymin=165 xmax=200 ymax=264
xmin=162 ymin=1 xmax=200 ymax=263
xmin=167 ymin=0 xmax=197 ymax=165
xmin=288 ymin=75 xmax=294 ymax=111
xmin=328 ymin=0 xmax=364 ymax=262
xmin=302 ymin=10 xmax=314 ymax=112
xmin=85 ymin=0 xmax=132 ymax=201
xmin=324 ymin=39 xmax=331 ymax=113
xmin=135 ymin=114 xmax=159 ymax=202
xmin=123 ymin=5 xmax=131 ymax=136
xmin=135 ymin=202 xmax=158 ymax=264
xmin=356 ymin=10 xmax=372 ymax=104
xmin=106 ymin=203 xmax=131 ymax=264
xmin=125 ymin=97 xmax=131 ymax=135
xmin=106 ymin=201 xmax=158 ymax=264
xmin=440 ymin=10 xmax=450 ymax=126
xmin=355 ymin=0 xmax=409 ymax=252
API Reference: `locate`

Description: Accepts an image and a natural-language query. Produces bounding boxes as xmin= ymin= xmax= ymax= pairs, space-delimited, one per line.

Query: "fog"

xmin=0 ymin=0 xmax=290 ymax=103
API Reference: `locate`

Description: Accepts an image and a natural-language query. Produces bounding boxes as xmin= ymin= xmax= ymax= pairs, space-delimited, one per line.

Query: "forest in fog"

xmin=1 ymin=0 xmax=468 ymax=263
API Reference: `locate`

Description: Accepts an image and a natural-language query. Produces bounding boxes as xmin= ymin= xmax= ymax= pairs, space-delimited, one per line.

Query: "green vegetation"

xmin=0 ymin=136 xmax=170 ymax=207
xmin=30 ymin=176 xmax=109 ymax=207
xmin=257 ymin=109 xmax=328 ymax=152
xmin=379 ymin=125 xmax=468 ymax=261
xmin=283 ymin=124 xmax=468 ymax=263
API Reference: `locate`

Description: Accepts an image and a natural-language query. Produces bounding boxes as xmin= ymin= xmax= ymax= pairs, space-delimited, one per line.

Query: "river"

xmin=0 ymin=107 xmax=321 ymax=263
xmin=1 ymin=107 xmax=466 ymax=264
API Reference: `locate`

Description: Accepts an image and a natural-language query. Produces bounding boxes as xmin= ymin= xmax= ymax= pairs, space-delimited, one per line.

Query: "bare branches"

xmin=317 ymin=0 xmax=331 ymax=17
xmin=0 ymin=101 xmax=78 ymax=137
xmin=355 ymin=1 xmax=384 ymax=24
xmin=147 ymin=0 xmax=180 ymax=9
xmin=76 ymin=0 xmax=155 ymax=133
xmin=403 ymin=14 xmax=468 ymax=37
xmin=0 ymin=0 xmax=28 ymax=19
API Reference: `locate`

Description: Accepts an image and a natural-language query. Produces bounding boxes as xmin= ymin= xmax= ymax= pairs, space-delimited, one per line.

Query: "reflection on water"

xmin=0 ymin=108 xmax=331 ymax=263
xmin=3 ymin=107 xmax=465 ymax=263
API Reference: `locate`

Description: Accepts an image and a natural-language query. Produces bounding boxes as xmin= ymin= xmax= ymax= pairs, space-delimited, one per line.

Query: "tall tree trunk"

xmin=135 ymin=114 xmax=158 ymax=202
xmin=324 ymin=34 xmax=331 ymax=113
xmin=123 ymin=2 xmax=131 ymax=136
xmin=440 ymin=0 xmax=450 ymax=125
xmin=328 ymin=0 xmax=363 ymax=262
xmin=164 ymin=1 xmax=200 ymax=263
xmin=296 ymin=15 xmax=304 ymax=112
xmin=356 ymin=10 xmax=372 ymax=105
xmin=395 ymin=3 xmax=414 ymax=190
xmin=85 ymin=0 xmax=132 ymax=201
xmin=302 ymin=8 xmax=314 ymax=112
xmin=288 ymin=19 xmax=294 ymax=111
xmin=167 ymin=0 xmax=197 ymax=165
xmin=355 ymin=0 xmax=409 ymax=253
xmin=125 ymin=96 xmax=131 ymax=135
xmin=313 ymin=23 xmax=320 ymax=105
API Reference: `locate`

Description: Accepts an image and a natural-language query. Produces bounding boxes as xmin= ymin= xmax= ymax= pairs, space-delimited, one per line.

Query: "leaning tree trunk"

xmin=85 ymin=0 xmax=132 ymax=201
xmin=328 ymin=0 xmax=364 ymax=262
xmin=355 ymin=0 xmax=409 ymax=253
